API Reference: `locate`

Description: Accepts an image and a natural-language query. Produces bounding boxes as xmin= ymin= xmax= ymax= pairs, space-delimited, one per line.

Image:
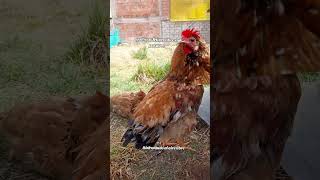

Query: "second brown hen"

xmin=0 ymin=91 xmax=109 ymax=180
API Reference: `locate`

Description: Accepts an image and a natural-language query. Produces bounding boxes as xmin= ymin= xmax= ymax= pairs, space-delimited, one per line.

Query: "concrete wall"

xmin=111 ymin=0 xmax=210 ymax=43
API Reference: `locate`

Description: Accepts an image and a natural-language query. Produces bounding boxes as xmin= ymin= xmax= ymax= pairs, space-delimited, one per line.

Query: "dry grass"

xmin=110 ymin=113 xmax=210 ymax=180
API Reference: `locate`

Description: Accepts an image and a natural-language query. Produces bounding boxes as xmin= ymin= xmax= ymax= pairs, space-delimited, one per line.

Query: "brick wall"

xmin=116 ymin=23 xmax=160 ymax=42
xmin=161 ymin=0 xmax=170 ymax=18
xmin=116 ymin=0 xmax=159 ymax=18
xmin=111 ymin=0 xmax=210 ymax=43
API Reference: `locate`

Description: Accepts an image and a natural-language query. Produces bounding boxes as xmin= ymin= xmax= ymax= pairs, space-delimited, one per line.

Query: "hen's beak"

xmin=180 ymin=40 xmax=199 ymax=51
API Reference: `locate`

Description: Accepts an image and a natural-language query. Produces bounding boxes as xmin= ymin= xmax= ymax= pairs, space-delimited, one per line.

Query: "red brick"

xmin=115 ymin=23 xmax=161 ymax=42
xmin=161 ymin=0 xmax=170 ymax=18
xmin=116 ymin=0 xmax=159 ymax=18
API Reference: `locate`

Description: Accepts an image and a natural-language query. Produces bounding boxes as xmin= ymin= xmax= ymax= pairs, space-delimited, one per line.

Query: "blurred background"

xmin=0 ymin=0 xmax=107 ymax=178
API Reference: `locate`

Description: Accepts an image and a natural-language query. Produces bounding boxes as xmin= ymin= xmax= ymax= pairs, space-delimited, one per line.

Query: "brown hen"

xmin=120 ymin=29 xmax=210 ymax=149
xmin=111 ymin=90 xmax=146 ymax=119
xmin=0 ymin=91 xmax=109 ymax=180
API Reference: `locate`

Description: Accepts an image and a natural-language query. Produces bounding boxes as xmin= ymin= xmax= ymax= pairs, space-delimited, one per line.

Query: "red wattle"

xmin=183 ymin=46 xmax=192 ymax=54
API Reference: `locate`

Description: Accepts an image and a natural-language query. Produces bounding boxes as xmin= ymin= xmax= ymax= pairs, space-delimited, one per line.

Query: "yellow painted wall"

xmin=170 ymin=0 xmax=210 ymax=21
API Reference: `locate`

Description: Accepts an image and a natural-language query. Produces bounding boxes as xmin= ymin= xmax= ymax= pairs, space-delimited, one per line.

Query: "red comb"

xmin=181 ymin=28 xmax=200 ymax=39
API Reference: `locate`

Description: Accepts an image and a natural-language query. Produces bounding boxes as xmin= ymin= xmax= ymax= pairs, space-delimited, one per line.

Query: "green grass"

xmin=132 ymin=60 xmax=171 ymax=83
xmin=111 ymin=72 xmax=150 ymax=95
xmin=299 ymin=72 xmax=320 ymax=82
xmin=132 ymin=46 xmax=148 ymax=60
xmin=0 ymin=0 xmax=107 ymax=112
xmin=0 ymin=38 xmax=106 ymax=113
xmin=110 ymin=44 xmax=175 ymax=95
xmin=0 ymin=63 xmax=26 ymax=82
xmin=0 ymin=35 xmax=31 ymax=52
xmin=65 ymin=1 xmax=108 ymax=71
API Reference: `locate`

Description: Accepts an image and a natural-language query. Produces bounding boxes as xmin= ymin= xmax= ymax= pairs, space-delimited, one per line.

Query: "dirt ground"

xmin=110 ymin=113 xmax=210 ymax=180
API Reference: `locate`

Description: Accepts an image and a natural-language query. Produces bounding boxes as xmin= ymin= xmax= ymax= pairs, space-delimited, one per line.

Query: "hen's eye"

xmin=190 ymin=39 xmax=195 ymax=42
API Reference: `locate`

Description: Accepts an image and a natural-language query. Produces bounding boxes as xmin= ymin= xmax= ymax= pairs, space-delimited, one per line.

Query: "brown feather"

xmin=133 ymin=80 xmax=204 ymax=128
xmin=0 ymin=92 xmax=109 ymax=180
xmin=159 ymin=112 xmax=198 ymax=144
xmin=111 ymin=90 xmax=145 ymax=119
xmin=213 ymin=0 xmax=320 ymax=76
xmin=212 ymin=74 xmax=301 ymax=179
xmin=71 ymin=122 xmax=107 ymax=180
xmin=212 ymin=0 xmax=306 ymax=179
xmin=168 ymin=40 xmax=210 ymax=84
